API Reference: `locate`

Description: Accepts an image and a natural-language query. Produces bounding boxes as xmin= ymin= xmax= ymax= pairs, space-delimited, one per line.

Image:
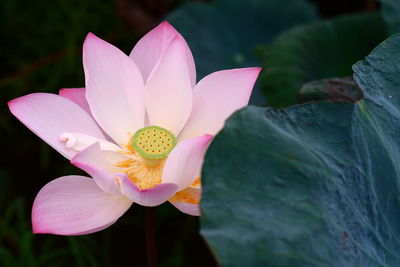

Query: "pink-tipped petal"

xmin=162 ymin=135 xmax=212 ymax=190
xmin=83 ymin=33 xmax=145 ymax=145
xmin=170 ymin=202 xmax=200 ymax=216
xmin=129 ymin=21 xmax=196 ymax=86
xmin=59 ymin=88 xmax=91 ymax=115
xmin=145 ymin=37 xmax=193 ymax=135
xmin=32 ymin=176 xmax=132 ymax=235
xmin=71 ymin=143 xmax=127 ymax=195
xmin=119 ymin=176 xmax=178 ymax=207
xmin=8 ymin=93 xmax=105 ymax=159
xmin=69 ymin=221 xmax=117 ymax=235
xmin=179 ymin=68 xmax=261 ymax=140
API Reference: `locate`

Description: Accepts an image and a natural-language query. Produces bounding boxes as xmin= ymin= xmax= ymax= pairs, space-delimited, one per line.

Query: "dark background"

xmin=0 ymin=0 xmax=380 ymax=266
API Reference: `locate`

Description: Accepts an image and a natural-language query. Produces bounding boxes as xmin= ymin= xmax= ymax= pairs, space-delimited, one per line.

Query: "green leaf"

xmin=201 ymin=34 xmax=400 ymax=266
xmin=379 ymin=0 xmax=400 ymax=34
xmin=260 ymin=12 xmax=387 ymax=107
xmin=168 ymin=0 xmax=318 ymax=105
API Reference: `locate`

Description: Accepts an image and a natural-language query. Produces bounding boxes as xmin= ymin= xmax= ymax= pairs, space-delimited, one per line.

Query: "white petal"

xmin=145 ymin=37 xmax=192 ymax=135
xmin=162 ymin=135 xmax=212 ymax=190
xmin=59 ymin=132 xmax=121 ymax=152
xmin=179 ymin=67 xmax=261 ymax=140
xmin=129 ymin=21 xmax=196 ymax=86
xmin=83 ymin=33 xmax=145 ymax=145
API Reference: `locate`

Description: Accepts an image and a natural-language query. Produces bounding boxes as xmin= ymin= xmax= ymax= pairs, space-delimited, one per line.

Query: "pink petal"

xmin=129 ymin=21 xmax=196 ymax=86
xmin=119 ymin=176 xmax=178 ymax=207
xmin=71 ymin=143 xmax=127 ymax=195
xmin=59 ymin=88 xmax=114 ymax=141
xmin=83 ymin=33 xmax=145 ymax=145
xmin=162 ymin=135 xmax=213 ymax=190
xmin=145 ymin=36 xmax=193 ymax=135
xmin=179 ymin=67 xmax=261 ymax=140
xmin=170 ymin=202 xmax=200 ymax=216
xmin=8 ymin=93 xmax=105 ymax=159
xmin=169 ymin=187 xmax=201 ymax=216
xmin=32 ymin=175 xmax=132 ymax=235
xmin=59 ymin=88 xmax=91 ymax=115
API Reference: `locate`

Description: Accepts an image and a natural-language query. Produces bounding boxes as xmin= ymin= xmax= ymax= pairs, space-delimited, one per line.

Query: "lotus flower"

xmin=8 ymin=21 xmax=260 ymax=235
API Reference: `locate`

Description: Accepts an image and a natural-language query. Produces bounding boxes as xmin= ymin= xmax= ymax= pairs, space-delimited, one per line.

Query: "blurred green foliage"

xmin=379 ymin=0 xmax=400 ymax=34
xmin=168 ymin=0 xmax=318 ymax=105
xmin=259 ymin=12 xmax=387 ymax=107
xmin=168 ymin=0 xmax=318 ymax=78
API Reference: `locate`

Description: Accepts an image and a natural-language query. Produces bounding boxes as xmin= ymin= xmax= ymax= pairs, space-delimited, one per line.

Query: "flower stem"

xmin=145 ymin=207 xmax=157 ymax=267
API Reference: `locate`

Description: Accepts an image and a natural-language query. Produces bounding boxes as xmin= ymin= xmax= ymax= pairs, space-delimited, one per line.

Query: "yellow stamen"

xmin=115 ymin=127 xmax=201 ymax=192
xmin=169 ymin=186 xmax=201 ymax=204
xmin=116 ymin=147 xmax=165 ymax=190
xmin=169 ymin=190 xmax=199 ymax=204
xmin=191 ymin=177 xmax=201 ymax=187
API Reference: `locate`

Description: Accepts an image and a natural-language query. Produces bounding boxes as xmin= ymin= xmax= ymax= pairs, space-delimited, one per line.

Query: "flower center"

xmin=114 ymin=126 xmax=176 ymax=190
xmin=131 ymin=126 xmax=176 ymax=160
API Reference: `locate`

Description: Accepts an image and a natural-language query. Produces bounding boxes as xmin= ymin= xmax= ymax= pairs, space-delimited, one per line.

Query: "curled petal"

xmin=8 ymin=93 xmax=105 ymax=159
xmin=71 ymin=143 xmax=127 ymax=195
xmin=170 ymin=187 xmax=201 ymax=216
xmin=83 ymin=33 xmax=145 ymax=145
xmin=162 ymin=135 xmax=212 ymax=190
xmin=130 ymin=21 xmax=196 ymax=86
xmin=59 ymin=132 xmax=121 ymax=152
xmin=119 ymin=176 xmax=178 ymax=207
xmin=32 ymin=176 xmax=132 ymax=235
xmin=179 ymin=67 xmax=261 ymax=140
